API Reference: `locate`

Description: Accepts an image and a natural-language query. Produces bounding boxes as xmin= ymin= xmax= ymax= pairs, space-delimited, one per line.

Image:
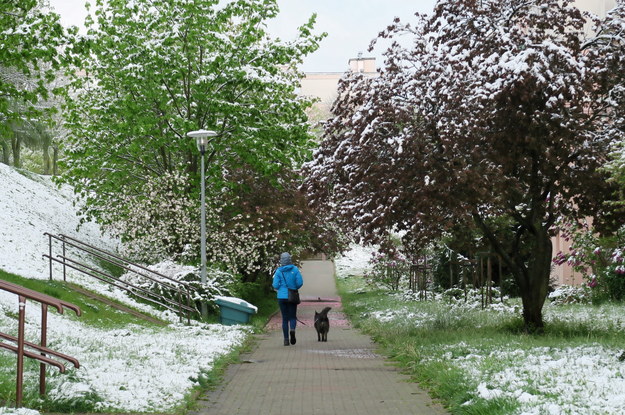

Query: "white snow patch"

xmin=0 ymin=165 xmax=249 ymax=412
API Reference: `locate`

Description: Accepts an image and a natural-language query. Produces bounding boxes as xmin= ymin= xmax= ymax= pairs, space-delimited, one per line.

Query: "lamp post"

xmin=187 ymin=129 xmax=217 ymax=319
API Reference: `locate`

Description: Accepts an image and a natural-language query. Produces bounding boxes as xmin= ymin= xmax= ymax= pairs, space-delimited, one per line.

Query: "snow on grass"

xmin=438 ymin=343 xmax=625 ymax=415
xmin=0 ymin=164 xmax=249 ymax=412
xmin=363 ymin=299 xmax=625 ymax=414
xmin=337 ymin=245 xmax=625 ymax=415
xmin=0 ymin=163 xmax=119 ymax=281
xmin=368 ymin=306 xmax=431 ymax=323
xmin=0 ymin=287 xmax=248 ymax=412
xmin=47 ymin=321 xmax=247 ymax=412
xmin=0 ymin=163 xmax=195 ymax=324
xmin=0 ymin=409 xmax=40 ymax=415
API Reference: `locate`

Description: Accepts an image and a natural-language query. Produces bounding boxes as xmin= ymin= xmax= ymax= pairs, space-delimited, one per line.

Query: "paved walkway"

xmin=194 ymin=260 xmax=448 ymax=415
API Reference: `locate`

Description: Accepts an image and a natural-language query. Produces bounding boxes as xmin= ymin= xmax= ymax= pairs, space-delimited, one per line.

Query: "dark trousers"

xmin=278 ymin=299 xmax=298 ymax=339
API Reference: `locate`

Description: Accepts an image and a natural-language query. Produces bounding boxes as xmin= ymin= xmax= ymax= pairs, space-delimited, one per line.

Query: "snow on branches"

xmin=303 ymin=0 xmax=625 ymax=329
xmin=59 ymin=0 xmax=330 ymax=275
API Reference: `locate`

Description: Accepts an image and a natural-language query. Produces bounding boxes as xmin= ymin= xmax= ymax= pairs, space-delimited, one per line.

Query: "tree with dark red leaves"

xmin=303 ymin=0 xmax=625 ymax=331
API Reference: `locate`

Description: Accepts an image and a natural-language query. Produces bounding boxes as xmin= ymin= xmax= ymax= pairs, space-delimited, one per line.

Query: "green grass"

xmin=338 ymin=276 xmax=625 ymax=415
xmin=0 ymin=269 xmax=277 ymax=412
xmin=0 ymin=269 xmax=165 ymax=329
xmin=247 ymin=293 xmax=279 ymax=331
xmin=1 ymin=269 xmax=168 ymax=410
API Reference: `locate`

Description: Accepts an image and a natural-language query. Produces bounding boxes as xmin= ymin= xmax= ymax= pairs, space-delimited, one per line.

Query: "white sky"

xmin=47 ymin=0 xmax=437 ymax=72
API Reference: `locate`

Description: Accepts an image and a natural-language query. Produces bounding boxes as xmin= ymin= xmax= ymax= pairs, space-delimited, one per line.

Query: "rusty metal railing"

xmin=0 ymin=279 xmax=81 ymax=407
xmin=43 ymin=233 xmax=197 ymax=323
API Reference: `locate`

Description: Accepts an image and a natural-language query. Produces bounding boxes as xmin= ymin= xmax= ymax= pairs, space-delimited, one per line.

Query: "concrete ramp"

xmin=299 ymin=259 xmax=338 ymax=300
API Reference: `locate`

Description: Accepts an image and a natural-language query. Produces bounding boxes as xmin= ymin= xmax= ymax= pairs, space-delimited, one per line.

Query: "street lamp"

xmin=187 ymin=129 xmax=218 ymax=319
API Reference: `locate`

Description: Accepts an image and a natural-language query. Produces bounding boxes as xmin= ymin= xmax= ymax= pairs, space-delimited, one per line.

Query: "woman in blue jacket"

xmin=272 ymin=252 xmax=304 ymax=346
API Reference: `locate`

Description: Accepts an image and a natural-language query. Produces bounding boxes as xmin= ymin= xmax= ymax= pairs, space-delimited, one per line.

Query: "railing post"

xmin=1 ymin=279 xmax=81 ymax=408
xmin=48 ymin=233 xmax=53 ymax=281
xmin=177 ymin=289 xmax=183 ymax=324
xmin=187 ymin=292 xmax=192 ymax=325
xmin=40 ymin=304 xmax=48 ymax=396
xmin=62 ymin=237 xmax=67 ymax=282
xmin=16 ymin=295 xmax=26 ymax=407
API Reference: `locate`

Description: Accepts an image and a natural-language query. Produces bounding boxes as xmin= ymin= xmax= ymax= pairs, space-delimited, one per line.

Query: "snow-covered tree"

xmin=1 ymin=0 xmax=76 ymax=171
xmin=0 ymin=0 xmax=73 ymax=165
xmin=59 ymin=0 xmax=329 ymax=271
xmin=592 ymin=1 xmax=625 ymax=203
xmin=304 ymin=0 xmax=625 ymax=331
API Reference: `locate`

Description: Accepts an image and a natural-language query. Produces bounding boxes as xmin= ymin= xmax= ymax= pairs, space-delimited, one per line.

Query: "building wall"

xmin=348 ymin=56 xmax=376 ymax=73
xmin=550 ymin=0 xmax=615 ymax=287
xmin=300 ymin=57 xmax=377 ymax=120
xmin=551 ymin=233 xmax=587 ymax=286
xmin=300 ymin=72 xmax=341 ymax=115
xmin=576 ymin=0 xmax=617 ymax=37
xmin=575 ymin=0 xmax=616 ymax=17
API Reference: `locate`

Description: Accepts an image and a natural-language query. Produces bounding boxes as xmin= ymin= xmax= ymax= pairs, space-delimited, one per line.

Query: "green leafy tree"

xmin=596 ymin=1 xmax=625 ymax=206
xmin=60 ymin=0 xmax=326 ymax=268
xmin=0 ymin=0 xmax=72 ymax=148
xmin=1 ymin=1 xmax=76 ymax=171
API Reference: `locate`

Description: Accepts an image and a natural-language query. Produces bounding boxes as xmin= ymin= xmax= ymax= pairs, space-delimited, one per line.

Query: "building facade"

xmin=300 ymin=56 xmax=377 ymax=120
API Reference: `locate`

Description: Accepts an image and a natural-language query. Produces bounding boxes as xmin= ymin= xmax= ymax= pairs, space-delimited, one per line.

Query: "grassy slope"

xmin=0 ymin=269 xmax=165 ymax=408
xmin=0 ymin=269 xmax=278 ymax=412
xmin=337 ymin=276 xmax=624 ymax=415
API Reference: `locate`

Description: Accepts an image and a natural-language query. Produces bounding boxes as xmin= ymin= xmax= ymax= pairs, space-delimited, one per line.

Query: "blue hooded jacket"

xmin=272 ymin=264 xmax=304 ymax=300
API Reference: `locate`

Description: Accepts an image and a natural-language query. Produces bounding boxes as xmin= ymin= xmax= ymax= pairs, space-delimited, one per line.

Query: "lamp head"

xmin=187 ymin=129 xmax=217 ymax=155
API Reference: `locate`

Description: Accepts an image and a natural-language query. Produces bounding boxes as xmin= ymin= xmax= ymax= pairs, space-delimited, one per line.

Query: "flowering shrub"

xmin=552 ymin=220 xmax=625 ymax=301
xmin=548 ymin=285 xmax=591 ymax=305
xmin=105 ymin=170 xmax=199 ymax=263
xmin=364 ymin=250 xmax=411 ymax=291
xmin=102 ymin=169 xmax=345 ymax=280
xmin=120 ymin=260 xmax=236 ymax=315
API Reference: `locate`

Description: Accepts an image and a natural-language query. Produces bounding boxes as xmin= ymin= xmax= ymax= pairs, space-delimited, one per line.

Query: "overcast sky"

xmin=48 ymin=0 xmax=437 ymax=72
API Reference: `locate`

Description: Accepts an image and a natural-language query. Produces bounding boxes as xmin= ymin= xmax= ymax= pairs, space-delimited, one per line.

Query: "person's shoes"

xmin=290 ymin=330 xmax=296 ymax=345
xmin=283 ymin=339 xmax=289 ymax=346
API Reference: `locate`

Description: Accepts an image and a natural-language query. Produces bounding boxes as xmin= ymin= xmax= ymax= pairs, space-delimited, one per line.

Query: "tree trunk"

xmin=474 ymin=213 xmax=553 ymax=332
xmin=1 ymin=141 xmax=9 ymax=164
xmin=52 ymin=146 xmax=59 ymax=176
xmin=514 ymin=226 xmax=552 ymax=332
xmin=43 ymin=142 xmax=51 ymax=175
xmin=11 ymin=135 xmax=21 ymax=168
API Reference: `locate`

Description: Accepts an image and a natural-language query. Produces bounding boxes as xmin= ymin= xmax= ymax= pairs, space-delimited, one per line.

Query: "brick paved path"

xmin=193 ymin=260 xmax=448 ymax=415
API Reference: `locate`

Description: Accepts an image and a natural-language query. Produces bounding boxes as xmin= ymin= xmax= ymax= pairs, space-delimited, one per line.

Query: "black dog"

xmin=314 ymin=307 xmax=332 ymax=342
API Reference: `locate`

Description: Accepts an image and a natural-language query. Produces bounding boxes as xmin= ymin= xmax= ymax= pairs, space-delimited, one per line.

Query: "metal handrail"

xmin=43 ymin=233 xmax=197 ymax=322
xmin=55 ymin=234 xmax=195 ymax=290
xmin=0 ymin=279 xmax=81 ymax=407
xmin=47 ymin=254 xmax=195 ymax=314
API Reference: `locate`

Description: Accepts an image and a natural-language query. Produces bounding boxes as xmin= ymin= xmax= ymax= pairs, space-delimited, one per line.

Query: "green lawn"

xmin=338 ymin=276 xmax=625 ymax=415
xmin=1 ymin=269 xmax=167 ymax=329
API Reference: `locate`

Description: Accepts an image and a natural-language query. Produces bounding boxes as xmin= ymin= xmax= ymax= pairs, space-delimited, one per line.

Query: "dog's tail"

xmin=319 ymin=306 xmax=331 ymax=317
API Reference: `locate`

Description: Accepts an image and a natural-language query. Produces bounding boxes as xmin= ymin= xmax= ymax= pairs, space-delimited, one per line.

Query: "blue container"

xmin=215 ymin=297 xmax=257 ymax=325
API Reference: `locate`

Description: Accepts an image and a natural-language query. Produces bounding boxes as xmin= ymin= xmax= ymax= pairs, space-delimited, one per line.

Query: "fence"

xmin=43 ymin=233 xmax=197 ymax=323
xmin=0 ymin=279 xmax=81 ymax=407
